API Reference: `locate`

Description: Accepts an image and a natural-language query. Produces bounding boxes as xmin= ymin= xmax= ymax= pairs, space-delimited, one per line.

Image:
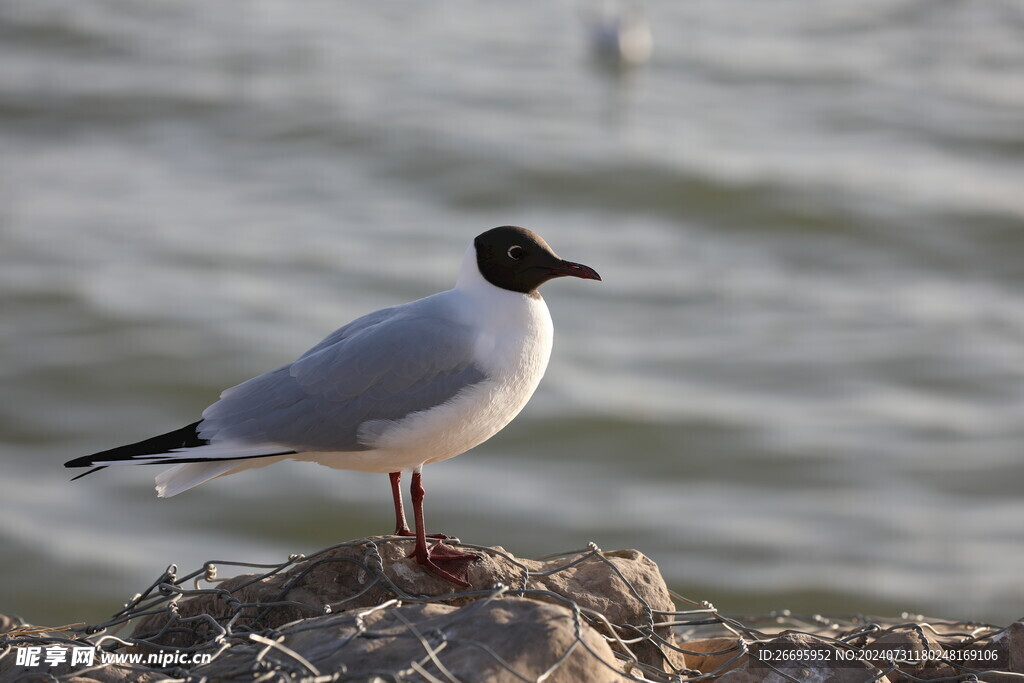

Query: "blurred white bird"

xmin=584 ymin=0 xmax=653 ymax=68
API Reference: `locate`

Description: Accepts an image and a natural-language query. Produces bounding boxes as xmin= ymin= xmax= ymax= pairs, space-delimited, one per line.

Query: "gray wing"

xmin=199 ymin=305 xmax=487 ymax=451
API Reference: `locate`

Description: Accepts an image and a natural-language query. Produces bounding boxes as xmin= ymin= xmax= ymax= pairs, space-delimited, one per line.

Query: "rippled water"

xmin=3 ymin=0 xmax=1024 ymax=626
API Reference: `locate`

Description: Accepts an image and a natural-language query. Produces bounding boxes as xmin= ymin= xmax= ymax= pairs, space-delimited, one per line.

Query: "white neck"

xmin=454 ymin=244 xmax=486 ymax=292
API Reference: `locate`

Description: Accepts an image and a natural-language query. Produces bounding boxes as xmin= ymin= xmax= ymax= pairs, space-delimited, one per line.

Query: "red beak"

xmin=549 ymin=260 xmax=602 ymax=281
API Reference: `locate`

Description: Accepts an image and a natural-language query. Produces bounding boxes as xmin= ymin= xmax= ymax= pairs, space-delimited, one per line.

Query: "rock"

xmin=1009 ymin=621 xmax=1024 ymax=673
xmin=0 ymin=626 xmax=161 ymax=683
xmin=0 ymin=614 xmax=23 ymax=635
xmin=677 ymin=636 xmax=746 ymax=676
xmin=717 ymin=632 xmax=891 ymax=683
xmin=525 ymin=548 xmax=676 ymax=669
xmin=62 ymin=669 xmax=162 ymax=683
xmin=191 ymin=597 xmax=629 ymax=682
xmin=9 ymin=538 xmax=1021 ymax=682
xmin=124 ymin=539 xmax=676 ymax=675
xmin=947 ymin=618 xmax=1024 ymax=682
xmin=866 ymin=624 xmax=956 ymax=682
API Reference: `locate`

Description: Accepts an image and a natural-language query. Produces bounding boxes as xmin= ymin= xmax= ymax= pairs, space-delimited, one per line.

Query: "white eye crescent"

xmin=507 ymin=245 xmax=524 ymax=260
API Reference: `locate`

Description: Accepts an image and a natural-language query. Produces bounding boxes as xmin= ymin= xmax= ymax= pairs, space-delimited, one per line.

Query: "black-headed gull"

xmin=66 ymin=226 xmax=601 ymax=585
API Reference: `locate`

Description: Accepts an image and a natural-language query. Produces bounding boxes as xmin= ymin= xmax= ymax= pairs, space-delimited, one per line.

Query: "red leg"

xmin=390 ymin=471 xmax=413 ymax=536
xmin=409 ymin=469 xmax=479 ymax=586
xmin=389 ymin=471 xmax=448 ymax=539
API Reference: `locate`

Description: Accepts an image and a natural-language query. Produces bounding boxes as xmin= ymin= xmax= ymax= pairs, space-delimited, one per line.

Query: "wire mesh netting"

xmin=1 ymin=538 xmax=1021 ymax=681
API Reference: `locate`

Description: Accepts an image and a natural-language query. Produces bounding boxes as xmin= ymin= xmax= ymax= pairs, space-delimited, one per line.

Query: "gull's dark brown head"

xmin=474 ymin=226 xmax=601 ymax=296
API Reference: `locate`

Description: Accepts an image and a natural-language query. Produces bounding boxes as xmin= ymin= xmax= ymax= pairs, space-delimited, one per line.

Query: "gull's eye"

xmin=507 ymin=245 xmax=524 ymax=260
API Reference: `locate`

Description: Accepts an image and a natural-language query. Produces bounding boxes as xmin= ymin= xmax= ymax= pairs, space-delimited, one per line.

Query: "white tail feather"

xmin=154 ymin=453 xmax=292 ymax=497
xmin=155 ymin=462 xmax=240 ymax=498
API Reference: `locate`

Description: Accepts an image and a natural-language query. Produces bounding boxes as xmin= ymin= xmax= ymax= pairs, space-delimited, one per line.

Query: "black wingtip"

xmin=65 ymin=453 xmax=98 ymax=469
xmin=65 ymin=421 xmax=208 ymax=470
xmin=65 ymin=421 xmax=300 ymax=481
xmin=70 ymin=466 xmax=107 ymax=481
